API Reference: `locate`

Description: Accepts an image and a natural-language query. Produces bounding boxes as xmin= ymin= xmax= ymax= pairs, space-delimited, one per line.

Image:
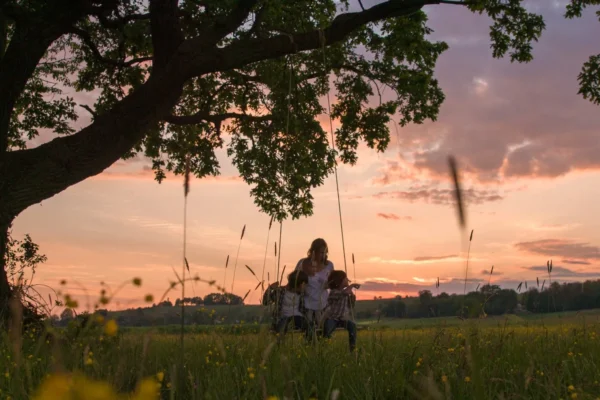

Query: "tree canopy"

xmin=565 ymin=0 xmax=600 ymax=105
xmin=0 ymin=0 xmax=549 ymax=225
xmin=4 ymin=0 xmax=583 ymax=317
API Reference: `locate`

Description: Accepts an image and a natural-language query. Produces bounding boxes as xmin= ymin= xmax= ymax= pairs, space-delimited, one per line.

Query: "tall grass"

xmin=260 ymin=217 xmax=274 ymax=299
xmin=4 ymin=317 xmax=600 ymax=399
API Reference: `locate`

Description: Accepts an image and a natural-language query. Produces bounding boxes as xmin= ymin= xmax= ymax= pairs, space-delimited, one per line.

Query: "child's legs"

xmin=344 ymin=320 xmax=357 ymax=350
xmin=323 ymin=319 xmax=337 ymax=339
xmin=275 ymin=317 xmax=290 ymax=335
xmin=291 ymin=315 xmax=305 ymax=331
xmin=304 ymin=310 xmax=315 ymax=341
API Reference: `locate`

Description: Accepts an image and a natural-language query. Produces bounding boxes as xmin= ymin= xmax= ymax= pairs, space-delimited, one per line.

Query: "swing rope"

xmin=319 ymin=31 xmax=349 ymax=278
xmin=275 ymin=57 xmax=293 ymax=287
xmin=269 ymin=55 xmax=294 ymax=330
xmin=319 ymin=30 xmax=360 ymax=327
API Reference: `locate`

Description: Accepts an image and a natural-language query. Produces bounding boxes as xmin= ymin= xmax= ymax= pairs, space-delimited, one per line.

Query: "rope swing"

xmin=319 ymin=30 xmax=350 ymax=278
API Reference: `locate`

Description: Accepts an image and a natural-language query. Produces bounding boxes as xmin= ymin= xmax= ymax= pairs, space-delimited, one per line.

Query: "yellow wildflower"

xmin=71 ymin=375 xmax=115 ymax=400
xmin=441 ymin=375 xmax=448 ymax=383
xmin=104 ymin=319 xmax=118 ymax=337
xmin=465 ymin=376 xmax=471 ymax=383
xmin=31 ymin=374 xmax=71 ymax=400
xmin=131 ymin=377 xmax=159 ymax=400
xmin=568 ymin=385 xmax=575 ymax=392
xmin=156 ymin=372 xmax=164 ymax=382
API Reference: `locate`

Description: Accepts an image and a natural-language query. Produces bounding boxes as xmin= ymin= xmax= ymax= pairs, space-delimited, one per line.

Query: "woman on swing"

xmin=295 ymin=238 xmax=334 ymax=343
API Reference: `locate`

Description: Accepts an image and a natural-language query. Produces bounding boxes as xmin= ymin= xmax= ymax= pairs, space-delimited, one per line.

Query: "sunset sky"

xmin=11 ymin=0 xmax=600 ymax=313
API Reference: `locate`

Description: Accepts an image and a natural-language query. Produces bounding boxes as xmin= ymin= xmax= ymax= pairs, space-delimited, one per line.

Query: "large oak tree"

xmin=0 ymin=0 xmax=547 ymax=319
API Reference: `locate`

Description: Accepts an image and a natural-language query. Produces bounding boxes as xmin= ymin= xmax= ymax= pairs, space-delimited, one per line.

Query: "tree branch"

xmin=1 ymin=66 xmax=188 ymax=219
xmin=149 ymin=0 xmax=183 ymax=73
xmin=0 ymin=27 xmax=61 ymax=154
xmin=70 ymin=27 xmax=152 ymax=67
xmin=95 ymin=11 xmax=151 ymax=29
xmin=183 ymin=0 xmax=259 ymax=49
xmin=183 ymin=0 xmax=439 ymax=77
xmin=227 ymin=70 xmax=269 ymax=84
xmin=0 ymin=12 xmax=6 ymax=61
xmin=0 ymin=3 xmax=28 ymax=23
xmin=248 ymin=2 xmax=267 ymax=37
xmin=78 ymin=104 xmax=97 ymax=119
xmin=165 ymin=111 xmax=272 ymax=126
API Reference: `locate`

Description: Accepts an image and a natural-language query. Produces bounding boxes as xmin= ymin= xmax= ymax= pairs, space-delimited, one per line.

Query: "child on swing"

xmin=323 ymin=270 xmax=360 ymax=352
xmin=262 ymin=270 xmax=309 ymax=336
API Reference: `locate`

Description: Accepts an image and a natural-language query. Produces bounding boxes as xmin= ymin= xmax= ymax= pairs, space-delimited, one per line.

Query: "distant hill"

xmin=56 ymin=279 xmax=600 ymax=327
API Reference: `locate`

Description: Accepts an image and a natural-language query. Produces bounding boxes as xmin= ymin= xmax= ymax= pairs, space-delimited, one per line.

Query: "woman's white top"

xmin=295 ymin=258 xmax=334 ymax=311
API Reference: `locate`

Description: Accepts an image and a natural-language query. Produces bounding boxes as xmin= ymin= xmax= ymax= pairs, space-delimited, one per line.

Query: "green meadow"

xmin=2 ymin=310 xmax=600 ymax=400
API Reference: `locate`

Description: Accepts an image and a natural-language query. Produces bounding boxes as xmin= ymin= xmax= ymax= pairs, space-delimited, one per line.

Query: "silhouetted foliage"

xmin=523 ymin=280 xmax=600 ymax=313
xmin=381 ymin=296 xmax=406 ymax=318
xmin=203 ymin=293 xmax=244 ymax=306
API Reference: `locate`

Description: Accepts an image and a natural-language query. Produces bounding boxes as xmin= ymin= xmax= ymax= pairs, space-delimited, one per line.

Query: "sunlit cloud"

xmin=368 ymin=255 xmax=484 ymax=265
xmin=516 ymin=222 xmax=582 ymax=232
xmin=515 ymin=239 xmax=600 ymax=260
xmin=472 ymin=77 xmax=489 ymax=96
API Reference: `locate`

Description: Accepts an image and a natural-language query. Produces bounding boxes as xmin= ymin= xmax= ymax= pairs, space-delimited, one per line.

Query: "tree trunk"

xmin=0 ymin=218 xmax=12 ymax=328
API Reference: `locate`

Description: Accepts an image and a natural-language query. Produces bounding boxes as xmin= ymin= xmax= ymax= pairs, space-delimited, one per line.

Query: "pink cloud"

xmin=376 ymin=213 xmax=412 ymax=221
xmin=515 ymin=239 xmax=600 ymax=260
xmin=375 ymin=2 xmax=600 ymax=185
xmin=372 ymin=186 xmax=503 ymax=206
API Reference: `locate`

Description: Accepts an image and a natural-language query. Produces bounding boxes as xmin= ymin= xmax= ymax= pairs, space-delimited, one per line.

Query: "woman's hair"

xmin=327 ymin=270 xmax=347 ymax=290
xmin=287 ymin=270 xmax=309 ymax=289
xmin=307 ymin=238 xmax=328 ymax=264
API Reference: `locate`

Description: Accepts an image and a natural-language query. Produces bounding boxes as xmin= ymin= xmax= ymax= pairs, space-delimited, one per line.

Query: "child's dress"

xmin=262 ymin=284 xmax=306 ymax=334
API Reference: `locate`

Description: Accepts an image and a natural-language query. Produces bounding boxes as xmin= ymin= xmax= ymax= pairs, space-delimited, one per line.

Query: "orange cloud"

xmin=91 ymin=165 xmax=243 ymax=184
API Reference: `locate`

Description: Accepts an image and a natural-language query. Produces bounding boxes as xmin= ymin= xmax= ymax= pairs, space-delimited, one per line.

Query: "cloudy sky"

xmin=11 ymin=0 xmax=600 ymax=312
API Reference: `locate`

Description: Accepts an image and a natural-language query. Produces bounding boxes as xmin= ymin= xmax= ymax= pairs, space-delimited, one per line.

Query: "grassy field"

xmin=2 ymin=310 xmax=600 ymax=399
xmin=104 ymin=297 xmax=399 ymax=325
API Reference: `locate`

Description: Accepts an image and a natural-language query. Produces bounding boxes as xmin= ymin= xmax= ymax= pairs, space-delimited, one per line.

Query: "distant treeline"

xmin=378 ymin=280 xmax=600 ymax=319
xmin=54 ymin=280 xmax=600 ymax=327
xmin=163 ymin=292 xmax=245 ymax=307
